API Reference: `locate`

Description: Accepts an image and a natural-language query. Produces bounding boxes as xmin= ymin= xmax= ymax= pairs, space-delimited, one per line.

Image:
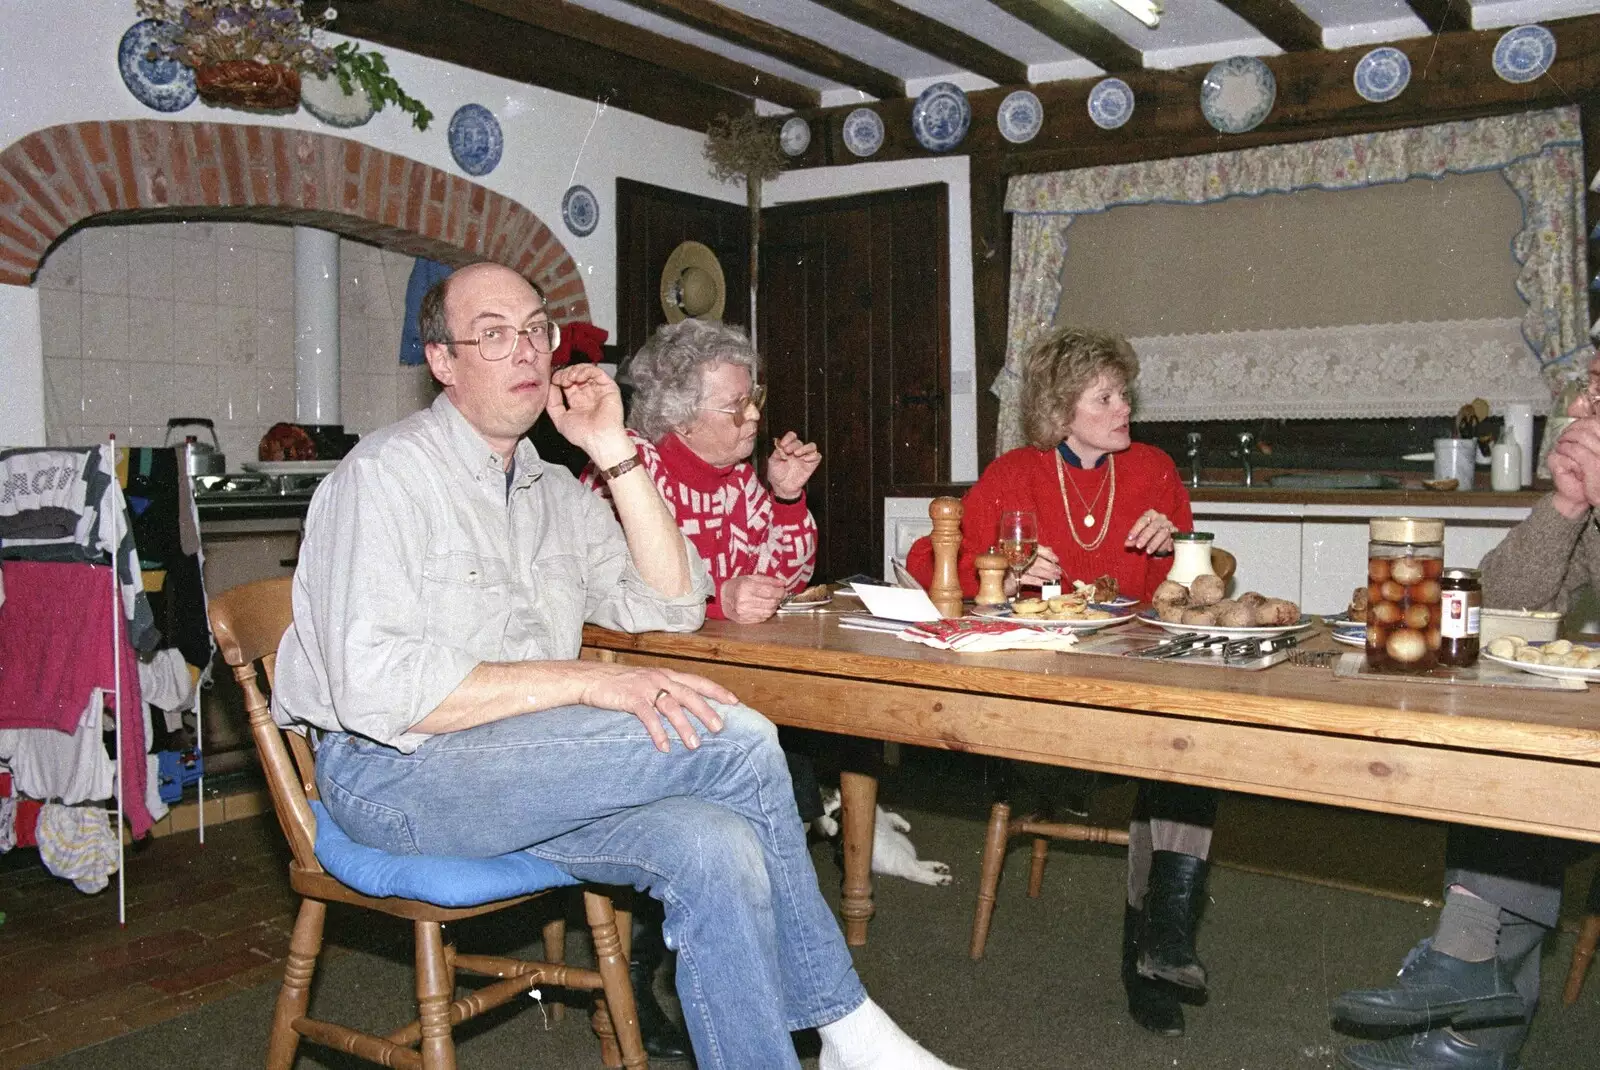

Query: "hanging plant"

xmin=327 ymin=42 xmax=432 ymax=131
xmin=704 ymin=112 xmax=788 ymax=349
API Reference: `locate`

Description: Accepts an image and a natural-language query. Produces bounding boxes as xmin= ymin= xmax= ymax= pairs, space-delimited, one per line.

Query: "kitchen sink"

xmin=1268 ymin=472 xmax=1399 ymax=490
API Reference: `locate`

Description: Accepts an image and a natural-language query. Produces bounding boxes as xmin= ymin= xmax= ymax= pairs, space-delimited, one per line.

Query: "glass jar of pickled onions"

xmin=1365 ymin=517 xmax=1446 ymax=673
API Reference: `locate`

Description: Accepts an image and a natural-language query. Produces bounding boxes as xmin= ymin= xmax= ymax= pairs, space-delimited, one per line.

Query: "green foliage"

xmin=330 ymin=42 xmax=432 ymax=131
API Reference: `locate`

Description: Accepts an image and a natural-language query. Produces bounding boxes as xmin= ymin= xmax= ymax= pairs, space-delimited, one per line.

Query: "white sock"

xmin=817 ymin=997 xmax=962 ymax=1070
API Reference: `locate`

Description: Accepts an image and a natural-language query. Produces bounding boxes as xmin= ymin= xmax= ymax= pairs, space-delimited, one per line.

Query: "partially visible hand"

xmin=578 ymin=664 xmax=736 ymax=753
xmin=768 ymin=432 xmax=822 ymax=500
xmin=547 ymin=364 xmax=626 ymax=457
xmin=1020 ymin=544 xmax=1062 ymax=586
xmin=1125 ymin=509 xmax=1178 ymax=555
xmin=1548 ymin=416 xmax=1600 ymax=515
xmin=720 ymin=574 xmax=788 ymax=623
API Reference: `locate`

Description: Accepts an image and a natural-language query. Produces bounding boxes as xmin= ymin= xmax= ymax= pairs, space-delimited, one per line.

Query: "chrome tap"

xmin=1235 ymin=430 xmax=1256 ymax=487
xmin=1185 ymin=431 xmax=1203 ymax=488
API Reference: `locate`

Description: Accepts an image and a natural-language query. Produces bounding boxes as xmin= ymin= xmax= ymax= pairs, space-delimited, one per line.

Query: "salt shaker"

xmin=1490 ymin=436 xmax=1521 ymax=492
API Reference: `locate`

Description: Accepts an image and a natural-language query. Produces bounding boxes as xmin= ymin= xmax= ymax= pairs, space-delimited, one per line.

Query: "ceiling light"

xmin=1108 ymin=0 xmax=1162 ymax=29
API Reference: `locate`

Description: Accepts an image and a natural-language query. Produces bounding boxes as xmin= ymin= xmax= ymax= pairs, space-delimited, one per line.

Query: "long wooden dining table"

xmin=581 ymin=614 xmax=1600 ymax=946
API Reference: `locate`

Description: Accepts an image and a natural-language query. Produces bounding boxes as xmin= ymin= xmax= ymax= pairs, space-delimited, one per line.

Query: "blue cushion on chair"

xmin=310 ymin=801 xmax=578 ymax=907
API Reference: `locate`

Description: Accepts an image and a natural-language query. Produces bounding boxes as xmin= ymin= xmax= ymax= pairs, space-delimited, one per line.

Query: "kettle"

xmin=164 ymin=417 xmax=226 ymax=477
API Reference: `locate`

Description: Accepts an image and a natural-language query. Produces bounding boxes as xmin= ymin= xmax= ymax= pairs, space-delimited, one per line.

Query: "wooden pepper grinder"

xmin=973 ymin=551 xmax=1009 ymax=607
xmin=928 ymin=497 xmax=965 ymax=618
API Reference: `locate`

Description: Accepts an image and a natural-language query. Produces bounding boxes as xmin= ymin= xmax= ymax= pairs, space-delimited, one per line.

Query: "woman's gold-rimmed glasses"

xmin=700 ymin=384 xmax=768 ymax=427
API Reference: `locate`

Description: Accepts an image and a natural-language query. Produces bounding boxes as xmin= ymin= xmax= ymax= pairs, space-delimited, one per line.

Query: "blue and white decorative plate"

xmin=1353 ymin=46 xmax=1411 ymax=103
xmin=1200 ymin=56 xmax=1276 ymax=134
xmin=448 ymin=104 xmax=503 ymax=176
xmin=561 ymin=185 xmax=598 ymax=238
xmin=1087 ymin=77 xmax=1135 ymax=130
xmin=910 ymin=82 xmax=971 ymax=152
xmin=779 ymin=116 xmax=811 ymax=157
xmin=997 ymin=90 xmax=1043 ymax=144
xmin=118 ymin=20 xmax=196 ymax=113
xmin=1493 ymin=25 xmax=1556 ymax=84
xmin=842 ymin=107 xmax=884 ymax=158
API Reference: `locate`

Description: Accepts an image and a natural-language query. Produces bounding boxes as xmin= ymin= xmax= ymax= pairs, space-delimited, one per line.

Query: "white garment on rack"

xmin=37 ymin=803 xmax=119 ymax=893
xmin=145 ymin=753 xmax=168 ymax=823
xmin=138 ymin=648 xmax=193 ymax=731
xmin=0 ymin=688 xmax=114 ymax=805
xmin=0 ymin=797 xmax=15 ymax=853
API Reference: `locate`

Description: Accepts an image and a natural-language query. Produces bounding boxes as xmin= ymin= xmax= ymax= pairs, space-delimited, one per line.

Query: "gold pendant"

xmin=1083 ymin=514 xmax=1095 ymax=528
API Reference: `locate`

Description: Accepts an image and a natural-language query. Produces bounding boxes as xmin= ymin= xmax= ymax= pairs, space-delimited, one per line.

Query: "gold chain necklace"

xmin=1055 ymin=450 xmax=1116 ymax=552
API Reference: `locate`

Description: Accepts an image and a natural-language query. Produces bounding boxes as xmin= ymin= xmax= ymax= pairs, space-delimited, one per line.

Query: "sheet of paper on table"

xmin=848 ymin=582 xmax=943 ymax=623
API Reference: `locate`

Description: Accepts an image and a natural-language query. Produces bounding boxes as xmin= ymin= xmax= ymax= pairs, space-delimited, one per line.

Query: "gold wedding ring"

xmin=653 ymin=688 xmax=671 ymax=705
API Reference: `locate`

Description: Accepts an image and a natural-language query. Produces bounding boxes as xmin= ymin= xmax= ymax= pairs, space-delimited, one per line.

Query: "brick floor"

xmin=0 ymin=811 xmax=294 ymax=1069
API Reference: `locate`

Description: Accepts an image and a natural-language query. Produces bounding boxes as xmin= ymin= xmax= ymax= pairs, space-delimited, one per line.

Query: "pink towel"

xmin=0 ymin=561 xmax=152 ymax=837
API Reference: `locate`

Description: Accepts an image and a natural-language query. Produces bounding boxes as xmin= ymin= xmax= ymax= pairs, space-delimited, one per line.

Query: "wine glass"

xmin=996 ymin=511 xmax=1039 ymax=596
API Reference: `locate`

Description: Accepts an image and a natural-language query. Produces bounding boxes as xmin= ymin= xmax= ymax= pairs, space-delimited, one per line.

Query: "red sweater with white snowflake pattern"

xmin=580 ymin=431 xmax=818 ymax=619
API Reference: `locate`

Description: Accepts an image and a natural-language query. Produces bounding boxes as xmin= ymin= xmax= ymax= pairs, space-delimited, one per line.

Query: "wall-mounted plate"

xmin=842 ymin=108 xmax=884 ymax=158
xmin=911 ymin=82 xmax=971 ymax=152
xmin=780 ymin=116 xmax=811 ymax=157
xmin=1200 ymin=56 xmax=1276 ymax=134
xmin=448 ymin=103 xmax=503 ymax=176
xmin=1493 ymin=25 xmax=1555 ymax=84
xmin=1087 ymin=77 xmax=1134 ymax=130
xmin=1354 ymin=46 xmax=1410 ymax=103
xmin=562 ymin=184 xmax=598 ymax=237
xmin=118 ymin=20 xmax=196 ymax=113
xmin=997 ymin=90 xmax=1043 ymax=144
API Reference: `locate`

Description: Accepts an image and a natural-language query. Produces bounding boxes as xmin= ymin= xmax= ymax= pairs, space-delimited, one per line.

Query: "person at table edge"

xmin=907 ymin=326 xmax=1216 ymax=1039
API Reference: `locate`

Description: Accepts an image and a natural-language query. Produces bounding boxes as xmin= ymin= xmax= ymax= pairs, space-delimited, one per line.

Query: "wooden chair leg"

xmin=267 ymin=898 xmax=325 ymax=1070
xmin=415 ymin=920 xmax=458 ymax=1070
xmin=1563 ymin=914 xmax=1600 ymax=1006
xmin=970 ymin=802 xmax=1011 ymax=960
xmin=542 ymin=914 xmax=568 ymax=1023
xmin=585 ymin=890 xmax=648 ymax=1070
xmin=1027 ymin=837 xmax=1050 ymax=898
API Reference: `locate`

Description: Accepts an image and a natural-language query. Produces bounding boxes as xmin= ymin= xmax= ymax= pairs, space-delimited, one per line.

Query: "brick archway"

xmin=0 ymin=120 xmax=589 ymax=322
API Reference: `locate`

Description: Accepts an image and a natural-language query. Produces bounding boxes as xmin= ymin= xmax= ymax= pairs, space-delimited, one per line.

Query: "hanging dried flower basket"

xmin=194 ymin=59 xmax=301 ymax=111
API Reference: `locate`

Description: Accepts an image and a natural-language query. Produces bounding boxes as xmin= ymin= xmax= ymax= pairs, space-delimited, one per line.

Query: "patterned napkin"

xmin=897 ymin=618 xmax=1080 ymax=653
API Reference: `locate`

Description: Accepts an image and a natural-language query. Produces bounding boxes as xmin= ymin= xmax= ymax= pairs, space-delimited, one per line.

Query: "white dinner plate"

xmin=1481 ymin=644 xmax=1600 ymax=682
xmin=973 ymin=604 xmax=1137 ymax=630
xmin=241 ymin=460 xmax=340 ymax=475
xmin=1137 ymin=609 xmax=1315 ymax=639
xmin=1331 ymin=630 xmax=1366 ymax=648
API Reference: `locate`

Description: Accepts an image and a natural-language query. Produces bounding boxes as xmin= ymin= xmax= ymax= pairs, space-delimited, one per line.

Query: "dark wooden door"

xmin=614 ymin=178 xmax=750 ymax=357
xmin=759 ymin=183 xmax=949 ymax=582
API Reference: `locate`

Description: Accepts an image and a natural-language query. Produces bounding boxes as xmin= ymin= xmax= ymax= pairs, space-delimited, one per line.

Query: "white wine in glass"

xmin=996 ymin=510 xmax=1039 ymax=592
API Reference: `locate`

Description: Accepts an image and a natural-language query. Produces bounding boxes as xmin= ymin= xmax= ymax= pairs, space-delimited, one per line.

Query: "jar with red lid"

xmin=1365 ymin=517 xmax=1445 ymax=673
xmin=1437 ymin=567 xmax=1482 ymax=668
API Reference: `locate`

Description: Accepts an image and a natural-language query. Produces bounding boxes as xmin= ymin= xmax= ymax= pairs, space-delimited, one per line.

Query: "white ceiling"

xmin=558 ymin=0 xmax=1600 ymax=107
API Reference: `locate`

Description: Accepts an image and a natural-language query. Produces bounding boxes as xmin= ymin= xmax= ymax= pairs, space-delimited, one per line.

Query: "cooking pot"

xmin=164 ymin=417 xmax=226 ymax=477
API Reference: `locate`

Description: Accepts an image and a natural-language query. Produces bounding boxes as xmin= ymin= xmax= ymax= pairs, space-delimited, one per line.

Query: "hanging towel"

xmin=37 ymin=803 xmax=119 ymax=894
xmin=399 ymin=257 xmax=454 ymax=365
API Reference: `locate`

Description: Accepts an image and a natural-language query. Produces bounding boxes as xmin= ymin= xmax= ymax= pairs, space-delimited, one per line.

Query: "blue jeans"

xmin=315 ymin=701 xmax=866 ymax=1070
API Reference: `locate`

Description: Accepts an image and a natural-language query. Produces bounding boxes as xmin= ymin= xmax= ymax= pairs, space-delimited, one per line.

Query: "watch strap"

xmin=599 ymin=453 xmax=643 ymax=482
xmin=772 ymin=490 xmax=804 ymax=505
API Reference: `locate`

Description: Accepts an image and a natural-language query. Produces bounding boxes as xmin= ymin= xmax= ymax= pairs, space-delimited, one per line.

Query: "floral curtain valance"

xmin=993 ymin=107 xmax=1589 ymax=455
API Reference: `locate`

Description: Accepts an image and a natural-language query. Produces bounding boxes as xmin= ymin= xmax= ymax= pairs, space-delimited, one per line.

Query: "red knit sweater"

xmin=906 ymin=443 xmax=1193 ymax=602
xmin=581 ymin=431 xmax=818 ymax=619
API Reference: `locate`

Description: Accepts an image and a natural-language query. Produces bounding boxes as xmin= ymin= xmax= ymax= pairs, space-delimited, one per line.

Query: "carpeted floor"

xmin=27 ymin=751 xmax=1600 ymax=1070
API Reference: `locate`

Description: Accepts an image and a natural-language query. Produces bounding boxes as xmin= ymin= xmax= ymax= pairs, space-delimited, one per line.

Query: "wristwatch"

xmin=599 ymin=453 xmax=642 ymax=482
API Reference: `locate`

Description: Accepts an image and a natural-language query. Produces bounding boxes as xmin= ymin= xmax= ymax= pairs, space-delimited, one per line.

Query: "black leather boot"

xmin=1137 ymin=850 xmax=1210 ymax=991
xmin=631 ymin=912 xmax=695 ymax=1063
xmin=1123 ymin=904 xmax=1184 ymax=1036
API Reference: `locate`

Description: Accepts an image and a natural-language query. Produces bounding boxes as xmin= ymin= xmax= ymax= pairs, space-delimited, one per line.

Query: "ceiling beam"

xmin=1213 ymin=0 xmax=1324 ymax=52
xmin=337 ymin=0 xmax=753 ymax=131
xmin=1406 ymin=0 xmax=1473 ymax=33
xmin=459 ymin=0 xmax=819 ymax=109
xmin=979 ymin=0 xmax=1143 ymax=73
xmin=803 ymin=0 xmax=1029 ymax=87
xmin=616 ymin=0 xmax=905 ymax=100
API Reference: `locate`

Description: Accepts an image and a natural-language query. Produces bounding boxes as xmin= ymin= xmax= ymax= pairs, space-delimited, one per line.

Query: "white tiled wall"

xmin=38 ymin=221 xmax=437 ymax=466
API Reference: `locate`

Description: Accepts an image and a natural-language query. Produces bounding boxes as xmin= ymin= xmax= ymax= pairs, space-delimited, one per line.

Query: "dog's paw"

xmin=883 ymin=808 xmax=912 ymax=833
xmin=910 ymin=860 xmax=953 ymax=886
xmin=813 ymin=814 xmax=839 ymax=838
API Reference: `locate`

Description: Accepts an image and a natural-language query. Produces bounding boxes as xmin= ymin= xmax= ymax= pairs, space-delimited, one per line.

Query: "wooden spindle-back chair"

xmin=208 ymin=577 xmax=647 ymax=1070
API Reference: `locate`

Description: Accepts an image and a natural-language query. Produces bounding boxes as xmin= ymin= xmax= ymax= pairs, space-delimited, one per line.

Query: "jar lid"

xmin=1369 ymin=517 xmax=1444 ymax=543
xmin=1172 ymin=531 xmax=1214 ymax=542
xmin=1442 ymin=567 xmax=1481 ymax=581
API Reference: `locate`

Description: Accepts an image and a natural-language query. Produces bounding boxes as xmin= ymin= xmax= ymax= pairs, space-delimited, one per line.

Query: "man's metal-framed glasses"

xmin=699 ymin=384 xmax=767 ymax=427
xmin=447 ymin=321 xmax=562 ymax=361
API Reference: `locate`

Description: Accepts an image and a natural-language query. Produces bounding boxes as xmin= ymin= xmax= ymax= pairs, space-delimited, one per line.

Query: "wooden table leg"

xmin=839 ymin=769 xmax=878 ymax=946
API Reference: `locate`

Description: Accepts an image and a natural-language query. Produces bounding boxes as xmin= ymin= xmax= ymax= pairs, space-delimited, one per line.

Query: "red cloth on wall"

xmin=580 ymin=431 xmax=817 ymax=619
xmin=0 ymin=560 xmax=153 ymax=838
xmin=906 ymin=443 xmax=1193 ymax=603
xmin=552 ymin=321 xmax=609 ymax=368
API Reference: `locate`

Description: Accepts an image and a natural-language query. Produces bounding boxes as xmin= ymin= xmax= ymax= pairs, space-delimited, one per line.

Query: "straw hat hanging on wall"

xmin=659 ymin=240 xmax=727 ymax=324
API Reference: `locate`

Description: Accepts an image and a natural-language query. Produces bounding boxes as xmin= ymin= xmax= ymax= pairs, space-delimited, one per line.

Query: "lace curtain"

xmin=993 ymin=107 xmax=1589 ymax=454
